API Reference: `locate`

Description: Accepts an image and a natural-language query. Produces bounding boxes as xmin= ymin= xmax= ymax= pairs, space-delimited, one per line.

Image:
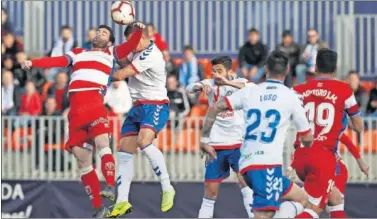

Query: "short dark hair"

xmin=61 ymin=25 xmax=72 ymax=31
xmin=183 ymin=45 xmax=194 ymax=52
xmin=211 ymin=56 xmax=233 ymax=70
xmin=124 ymin=25 xmax=133 ymax=38
xmin=248 ymin=28 xmax=259 ymax=34
xmin=266 ymin=50 xmax=289 ymax=75
xmin=316 ymin=48 xmax=337 ymax=73
xmin=98 ymin=24 xmax=115 ymax=44
xmin=348 ymin=70 xmax=359 ymax=76
xmin=282 ymin=30 xmax=292 ymax=38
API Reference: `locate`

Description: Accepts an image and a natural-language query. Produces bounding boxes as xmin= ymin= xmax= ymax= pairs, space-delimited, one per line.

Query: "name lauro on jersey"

xmin=302 ymin=89 xmax=338 ymax=104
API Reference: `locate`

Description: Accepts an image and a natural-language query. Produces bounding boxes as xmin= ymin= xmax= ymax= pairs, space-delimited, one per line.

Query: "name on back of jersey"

xmin=302 ymin=89 xmax=338 ymax=104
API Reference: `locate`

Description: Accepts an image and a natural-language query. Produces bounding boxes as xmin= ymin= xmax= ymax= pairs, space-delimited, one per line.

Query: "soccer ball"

xmin=111 ymin=1 xmax=135 ymax=25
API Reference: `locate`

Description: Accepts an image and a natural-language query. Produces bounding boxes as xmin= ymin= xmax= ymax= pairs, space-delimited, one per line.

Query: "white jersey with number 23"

xmin=224 ymin=80 xmax=311 ymax=173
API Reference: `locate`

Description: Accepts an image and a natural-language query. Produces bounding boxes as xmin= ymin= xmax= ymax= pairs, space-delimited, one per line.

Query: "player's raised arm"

xmin=291 ymin=93 xmax=314 ymax=147
xmin=22 ymin=55 xmax=72 ymax=69
xmin=113 ymin=21 xmax=144 ymax=60
xmin=186 ymin=79 xmax=212 ymax=94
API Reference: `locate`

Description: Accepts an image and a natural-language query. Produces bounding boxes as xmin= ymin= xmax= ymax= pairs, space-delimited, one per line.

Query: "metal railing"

xmin=1 ymin=116 xmax=376 ymax=183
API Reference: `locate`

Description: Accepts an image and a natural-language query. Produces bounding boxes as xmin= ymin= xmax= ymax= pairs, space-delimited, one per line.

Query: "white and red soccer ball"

xmin=111 ymin=1 xmax=135 ymax=25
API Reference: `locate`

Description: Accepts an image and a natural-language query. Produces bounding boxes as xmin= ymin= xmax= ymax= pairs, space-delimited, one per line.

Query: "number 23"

xmin=245 ymin=109 xmax=281 ymax=143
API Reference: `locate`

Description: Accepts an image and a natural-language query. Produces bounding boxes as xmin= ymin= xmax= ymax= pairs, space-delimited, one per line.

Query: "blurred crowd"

xmin=2 ymin=7 xmax=377 ymax=125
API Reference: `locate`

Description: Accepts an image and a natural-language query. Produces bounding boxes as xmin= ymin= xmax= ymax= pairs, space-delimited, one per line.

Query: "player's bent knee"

xmin=136 ymin=129 xmax=155 ymax=148
xmin=119 ymin=136 xmax=138 ymax=153
xmin=71 ymin=146 xmax=93 ymax=168
xmin=204 ymin=182 xmax=220 ymax=199
xmin=94 ymin=133 xmax=110 ymax=150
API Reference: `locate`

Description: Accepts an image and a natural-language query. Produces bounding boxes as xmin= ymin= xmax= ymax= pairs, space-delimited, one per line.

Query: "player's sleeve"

xmin=291 ymin=92 xmax=311 ymax=135
xmin=344 ymin=88 xmax=361 ymax=117
xmin=112 ymin=29 xmax=143 ymax=61
xmin=224 ymin=86 xmax=249 ymax=111
xmin=31 ymin=48 xmax=83 ymax=68
xmin=339 ymin=134 xmax=361 ymax=159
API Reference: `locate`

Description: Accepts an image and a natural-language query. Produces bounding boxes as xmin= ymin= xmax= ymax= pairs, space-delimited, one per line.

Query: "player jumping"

xmin=200 ymin=51 xmax=314 ymax=218
xmin=292 ymin=48 xmax=364 ymax=218
xmin=186 ymin=56 xmax=255 ymax=218
xmin=21 ymin=22 xmax=145 ymax=217
xmin=108 ymin=25 xmax=175 ymax=217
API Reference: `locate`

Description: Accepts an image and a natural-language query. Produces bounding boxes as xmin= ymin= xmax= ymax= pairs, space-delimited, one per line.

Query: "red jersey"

xmin=293 ymin=79 xmax=360 ymax=151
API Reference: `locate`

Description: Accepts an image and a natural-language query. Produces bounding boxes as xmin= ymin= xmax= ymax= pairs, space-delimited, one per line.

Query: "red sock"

xmin=101 ymin=154 xmax=115 ymax=186
xmin=330 ymin=211 xmax=346 ymax=218
xmin=295 ymin=211 xmax=314 ymax=218
xmin=81 ymin=168 xmax=102 ymax=209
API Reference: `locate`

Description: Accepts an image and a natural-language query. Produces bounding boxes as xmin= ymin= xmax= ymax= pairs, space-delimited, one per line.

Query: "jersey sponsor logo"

xmin=217 ymin=110 xmax=234 ymax=119
xmin=90 ymin=117 xmax=109 ymax=128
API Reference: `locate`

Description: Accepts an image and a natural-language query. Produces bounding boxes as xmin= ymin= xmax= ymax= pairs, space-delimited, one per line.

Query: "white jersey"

xmin=66 ymin=47 xmax=115 ymax=92
xmin=225 ymin=79 xmax=310 ymax=173
xmin=126 ymin=42 xmax=168 ymax=102
xmin=198 ymin=78 xmax=253 ymax=149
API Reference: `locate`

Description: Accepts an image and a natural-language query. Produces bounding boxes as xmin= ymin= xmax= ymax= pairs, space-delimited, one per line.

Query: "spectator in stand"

xmin=347 ymin=70 xmax=369 ymax=114
xmin=179 ymin=45 xmax=203 ymax=87
xmin=82 ymin=27 xmax=96 ymax=50
xmin=19 ymin=81 xmax=42 ymax=116
xmin=13 ymin=52 xmax=46 ymax=91
xmin=47 ymin=25 xmax=78 ymax=81
xmin=2 ymin=32 xmax=23 ymax=58
xmin=162 ymin=49 xmax=179 ymax=77
xmin=167 ymin=74 xmax=190 ymax=118
xmin=275 ymin=30 xmax=302 ymax=87
xmin=238 ymin=28 xmax=268 ymax=83
xmin=2 ymin=43 xmax=6 ymax=58
xmin=47 ymin=71 xmax=69 ymax=112
xmin=167 ymin=74 xmax=190 ymax=127
xmin=296 ymin=28 xmax=328 ymax=84
xmin=1 ymin=7 xmax=13 ymax=35
xmin=366 ymin=77 xmax=377 ymax=116
xmin=146 ymin=23 xmax=168 ymax=51
xmin=2 ymin=55 xmax=15 ymax=72
xmin=2 ymin=70 xmax=21 ymax=115
xmin=104 ymin=80 xmax=132 ymax=117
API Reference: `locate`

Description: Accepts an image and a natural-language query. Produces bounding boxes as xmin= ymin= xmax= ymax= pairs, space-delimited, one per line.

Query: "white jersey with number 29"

xmin=224 ymin=80 xmax=311 ymax=173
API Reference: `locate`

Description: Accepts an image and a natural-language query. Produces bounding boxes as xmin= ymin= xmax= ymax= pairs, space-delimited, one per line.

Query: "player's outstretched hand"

xmin=131 ymin=21 xmax=145 ymax=30
xmin=357 ymin=158 xmax=369 ymax=177
xmin=21 ymin=60 xmax=32 ymax=69
xmin=200 ymin=143 xmax=217 ymax=161
xmin=202 ymin=84 xmax=212 ymax=95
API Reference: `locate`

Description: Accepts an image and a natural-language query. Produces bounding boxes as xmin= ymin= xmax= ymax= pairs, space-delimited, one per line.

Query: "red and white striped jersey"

xmin=65 ymin=47 xmax=115 ymax=92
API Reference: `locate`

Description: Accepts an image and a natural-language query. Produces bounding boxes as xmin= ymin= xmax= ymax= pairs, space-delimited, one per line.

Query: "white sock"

xmin=142 ymin=144 xmax=172 ymax=191
xmin=274 ymin=201 xmax=304 ymax=218
xmin=241 ymin=187 xmax=254 ymax=218
xmin=116 ymin=151 xmax=134 ymax=203
xmin=198 ymin=197 xmax=216 ymax=218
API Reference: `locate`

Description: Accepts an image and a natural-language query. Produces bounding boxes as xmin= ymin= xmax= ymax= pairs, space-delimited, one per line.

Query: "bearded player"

xmin=292 ymin=49 xmax=364 ymax=218
xmin=108 ymin=25 xmax=175 ymax=217
xmin=186 ymin=56 xmax=255 ymax=218
xmin=21 ymin=22 xmax=145 ymax=217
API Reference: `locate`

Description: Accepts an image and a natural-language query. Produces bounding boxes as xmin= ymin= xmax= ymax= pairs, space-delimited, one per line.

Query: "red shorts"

xmin=65 ymin=90 xmax=110 ymax=151
xmin=291 ymin=146 xmax=337 ymax=208
xmin=334 ymin=159 xmax=348 ymax=197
